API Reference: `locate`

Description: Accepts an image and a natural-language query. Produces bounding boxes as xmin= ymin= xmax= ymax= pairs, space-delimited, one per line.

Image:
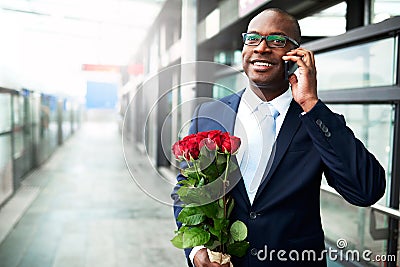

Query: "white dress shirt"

xmin=234 ymin=87 xmax=293 ymax=171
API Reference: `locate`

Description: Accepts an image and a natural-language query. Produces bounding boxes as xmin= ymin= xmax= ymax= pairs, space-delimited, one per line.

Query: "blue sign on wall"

xmin=86 ymin=81 xmax=118 ymax=109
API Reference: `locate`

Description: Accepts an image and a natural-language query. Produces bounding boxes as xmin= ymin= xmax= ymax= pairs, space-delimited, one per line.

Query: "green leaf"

xmin=176 ymin=186 xmax=189 ymax=198
xmin=218 ymin=198 xmax=224 ymax=208
xmin=178 ymin=207 xmax=206 ymax=225
xmin=227 ymin=197 xmax=234 ymax=217
xmin=198 ymin=177 xmax=205 ymax=187
xmin=209 ymin=226 xmax=222 ymax=240
xmin=171 ymin=232 xmax=184 ymax=249
xmin=227 ymin=241 xmax=250 ymax=257
xmin=214 ymin=218 xmax=229 ymax=231
xmin=216 ymin=153 xmax=227 ymax=165
xmin=199 ymin=146 xmax=215 ymax=168
xmin=182 ymin=227 xmax=210 ymax=248
xmin=182 ymin=166 xmax=200 ymax=180
xmin=177 ymin=187 xmax=207 ymax=205
xmin=202 ymin=163 xmax=219 ymax=181
xmin=199 ymin=202 xmax=219 ymax=219
xmin=227 ymin=160 xmax=238 ymax=173
xmin=178 ymin=178 xmax=197 ymax=187
xmin=206 ymin=178 xmax=225 ymax=201
xmin=230 ymin=221 xmax=248 ymax=242
xmin=209 ymin=217 xmax=230 ymax=242
xmin=216 ymin=204 xmax=225 ymax=219
xmin=216 ymin=166 xmax=227 ymax=176
xmin=205 ymin=240 xmax=221 ymax=251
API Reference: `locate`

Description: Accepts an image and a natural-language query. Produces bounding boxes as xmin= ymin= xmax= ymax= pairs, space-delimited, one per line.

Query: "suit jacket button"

xmin=250 ymin=212 xmax=257 ymax=219
xmin=250 ymin=248 xmax=258 ymax=256
xmin=321 ymin=125 xmax=329 ymax=133
xmin=316 ymin=119 xmax=322 ymax=126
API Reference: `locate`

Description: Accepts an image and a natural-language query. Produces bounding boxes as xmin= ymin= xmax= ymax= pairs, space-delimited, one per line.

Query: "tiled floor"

xmin=0 ymin=112 xmax=186 ymax=267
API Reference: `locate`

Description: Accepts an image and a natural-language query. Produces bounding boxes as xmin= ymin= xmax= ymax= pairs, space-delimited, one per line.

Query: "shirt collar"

xmin=242 ymin=85 xmax=293 ymax=115
xmin=241 ymin=86 xmax=264 ymax=114
xmin=269 ymin=88 xmax=293 ymax=116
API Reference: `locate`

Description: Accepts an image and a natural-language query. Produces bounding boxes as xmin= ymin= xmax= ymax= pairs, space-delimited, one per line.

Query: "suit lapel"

xmin=229 ymin=156 xmax=251 ymax=208
xmin=220 ymin=90 xmax=242 ymax=134
xmin=253 ymin=100 xmax=303 ymax=203
xmin=220 ymin=90 xmax=251 ymax=208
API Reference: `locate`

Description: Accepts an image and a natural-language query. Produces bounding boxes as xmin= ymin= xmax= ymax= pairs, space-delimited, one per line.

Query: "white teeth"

xmin=253 ymin=62 xmax=272 ymax=66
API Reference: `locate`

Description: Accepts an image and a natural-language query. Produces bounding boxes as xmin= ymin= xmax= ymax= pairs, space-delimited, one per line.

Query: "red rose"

xmin=172 ymin=141 xmax=183 ymax=160
xmin=172 ymin=131 xmax=241 ymax=161
xmin=229 ymin=135 xmax=241 ymax=154
xmin=172 ymin=134 xmax=198 ymax=161
xmin=197 ymin=131 xmax=209 ymax=140
xmin=221 ymin=132 xmax=241 ymax=154
xmin=220 ymin=132 xmax=231 ymax=153
xmin=195 ymin=135 xmax=205 ymax=147
xmin=208 ymin=130 xmax=222 ymax=148
xmin=196 ymin=130 xmax=221 ymax=151
xmin=201 ymin=138 xmax=217 ymax=151
xmin=186 ymin=136 xmax=200 ymax=160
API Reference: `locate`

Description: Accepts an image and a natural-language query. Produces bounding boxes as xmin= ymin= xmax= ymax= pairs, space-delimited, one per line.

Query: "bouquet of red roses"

xmin=171 ymin=130 xmax=249 ymax=266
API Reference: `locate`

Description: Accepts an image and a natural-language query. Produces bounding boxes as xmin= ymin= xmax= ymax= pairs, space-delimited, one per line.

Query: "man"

xmin=172 ymin=8 xmax=385 ymax=267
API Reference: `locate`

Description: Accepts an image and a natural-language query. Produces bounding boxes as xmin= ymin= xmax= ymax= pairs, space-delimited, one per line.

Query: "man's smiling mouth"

xmin=252 ymin=61 xmax=273 ymax=67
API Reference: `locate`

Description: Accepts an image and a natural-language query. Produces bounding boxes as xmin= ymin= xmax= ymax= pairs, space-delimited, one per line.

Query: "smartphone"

xmin=284 ymin=61 xmax=298 ymax=80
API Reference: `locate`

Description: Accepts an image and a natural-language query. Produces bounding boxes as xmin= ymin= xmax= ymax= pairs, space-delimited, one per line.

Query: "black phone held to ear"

xmin=284 ymin=61 xmax=298 ymax=80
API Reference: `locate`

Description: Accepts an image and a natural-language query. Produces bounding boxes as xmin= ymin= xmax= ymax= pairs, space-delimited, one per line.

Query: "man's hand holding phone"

xmin=282 ymin=48 xmax=318 ymax=112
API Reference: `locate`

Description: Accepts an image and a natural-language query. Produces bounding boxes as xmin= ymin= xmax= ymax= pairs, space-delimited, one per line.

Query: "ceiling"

xmin=0 ymin=0 xmax=165 ymax=96
xmin=0 ymin=0 xmax=164 ymax=64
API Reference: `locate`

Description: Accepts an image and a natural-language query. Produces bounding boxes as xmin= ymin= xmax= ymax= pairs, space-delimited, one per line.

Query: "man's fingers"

xmin=194 ymin=248 xmax=232 ymax=267
xmin=210 ymin=262 xmax=230 ymax=267
xmin=194 ymin=248 xmax=211 ymax=266
xmin=285 ymin=48 xmax=315 ymax=67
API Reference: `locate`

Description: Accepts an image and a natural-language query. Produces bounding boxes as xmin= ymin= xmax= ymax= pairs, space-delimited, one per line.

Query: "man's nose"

xmin=254 ymin=38 xmax=272 ymax=53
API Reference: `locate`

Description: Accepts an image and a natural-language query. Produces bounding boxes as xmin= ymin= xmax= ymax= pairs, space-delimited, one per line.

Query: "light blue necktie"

xmin=240 ymin=102 xmax=279 ymax=203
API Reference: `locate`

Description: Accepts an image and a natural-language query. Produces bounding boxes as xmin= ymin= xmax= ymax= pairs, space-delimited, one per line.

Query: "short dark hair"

xmin=259 ymin=8 xmax=301 ymax=44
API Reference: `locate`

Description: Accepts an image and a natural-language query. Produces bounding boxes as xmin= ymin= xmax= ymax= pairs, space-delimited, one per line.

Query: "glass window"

xmin=0 ymin=134 xmax=13 ymax=205
xmin=13 ymin=95 xmax=24 ymax=127
xmin=63 ymin=100 xmax=72 ymax=139
xmin=213 ymin=72 xmax=247 ymax=99
xmin=321 ymin=104 xmax=394 ymax=267
xmin=373 ymin=0 xmax=400 ymax=23
xmin=205 ymin=8 xmax=220 ymax=39
xmin=325 ymin=104 xmax=393 ymax=206
xmin=299 ymin=2 xmax=346 ymax=37
xmin=0 ymin=93 xmax=12 ymax=133
xmin=214 ymin=50 xmax=242 ymax=66
xmin=13 ymin=131 xmax=24 ymax=159
xmin=316 ymin=37 xmax=397 ymax=90
xmin=321 ymin=193 xmax=390 ymax=266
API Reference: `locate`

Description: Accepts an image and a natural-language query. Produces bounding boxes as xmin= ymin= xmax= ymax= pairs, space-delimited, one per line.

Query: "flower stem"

xmin=221 ymin=153 xmax=230 ymax=254
xmin=193 ymin=161 xmax=201 ymax=182
xmin=223 ymin=154 xmax=230 ymax=217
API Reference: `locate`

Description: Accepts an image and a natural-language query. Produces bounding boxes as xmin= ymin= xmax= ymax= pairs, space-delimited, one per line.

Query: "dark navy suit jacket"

xmin=172 ymin=90 xmax=386 ymax=267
